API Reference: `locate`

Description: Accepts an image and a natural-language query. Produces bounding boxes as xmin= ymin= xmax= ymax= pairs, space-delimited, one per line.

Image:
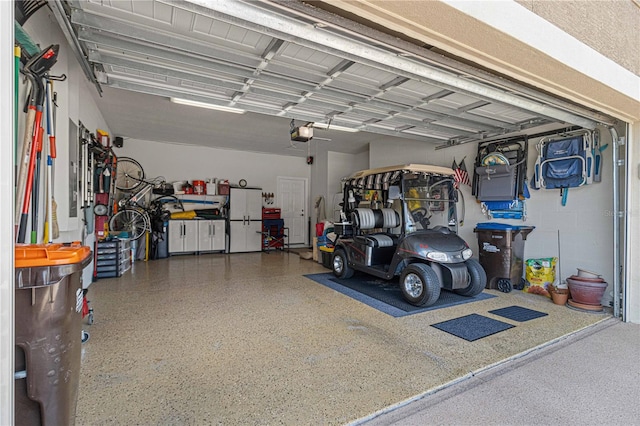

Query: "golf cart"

xmin=332 ymin=164 xmax=486 ymax=306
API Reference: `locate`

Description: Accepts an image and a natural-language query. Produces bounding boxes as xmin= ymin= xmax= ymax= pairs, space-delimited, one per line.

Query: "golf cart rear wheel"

xmin=455 ymin=258 xmax=487 ymax=297
xmin=400 ymin=264 xmax=441 ymax=306
xmin=332 ymin=249 xmax=354 ymax=279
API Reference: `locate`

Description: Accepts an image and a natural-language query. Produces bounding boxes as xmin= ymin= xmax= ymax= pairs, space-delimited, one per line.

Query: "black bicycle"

xmin=109 ymin=157 xmax=182 ymax=239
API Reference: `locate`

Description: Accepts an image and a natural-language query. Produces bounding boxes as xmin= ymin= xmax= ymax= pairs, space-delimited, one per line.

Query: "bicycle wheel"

xmin=115 ymin=157 xmax=145 ymax=191
xmin=109 ymin=208 xmax=150 ymax=240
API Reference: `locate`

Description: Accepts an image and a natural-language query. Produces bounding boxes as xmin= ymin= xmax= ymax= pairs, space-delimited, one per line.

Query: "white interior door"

xmin=277 ymin=177 xmax=307 ymax=245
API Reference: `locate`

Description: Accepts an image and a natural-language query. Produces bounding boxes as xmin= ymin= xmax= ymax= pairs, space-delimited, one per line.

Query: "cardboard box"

xmin=312 ymin=237 xmax=318 ymax=262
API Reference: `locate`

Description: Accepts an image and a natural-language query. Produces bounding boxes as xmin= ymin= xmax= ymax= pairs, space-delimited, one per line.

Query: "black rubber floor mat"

xmin=431 ymin=313 xmax=514 ymax=341
xmin=304 ymin=273 xmax=495 ymax=317
xmin=488 ymin=305 xmax=548 ymax=322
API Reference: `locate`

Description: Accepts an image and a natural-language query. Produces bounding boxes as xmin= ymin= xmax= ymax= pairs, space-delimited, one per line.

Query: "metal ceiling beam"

xmin=48 ymin=0 xmax=102 ymax=94
xmin=230 ymin=38 xmax=285 ymax=104
xmin=90 ymin=53 xmax=247 ymax=91
xmin=169 ymin=0 xmax=600 ymax=129
xmin=273 ymin=59 xmax=355 ymax=116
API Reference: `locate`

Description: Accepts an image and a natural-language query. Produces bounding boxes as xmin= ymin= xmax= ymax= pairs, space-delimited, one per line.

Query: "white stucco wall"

xmin=116 ymin=138 xmax=311 ymax=206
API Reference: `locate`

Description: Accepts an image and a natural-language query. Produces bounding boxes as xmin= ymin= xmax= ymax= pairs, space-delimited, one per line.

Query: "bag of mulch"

xmin=523 ymin=257 xmax=557 ymax=298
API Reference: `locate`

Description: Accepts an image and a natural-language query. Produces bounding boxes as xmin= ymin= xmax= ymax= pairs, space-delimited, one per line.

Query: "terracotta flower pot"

xmin=550 ymin=288 xmax=569 ymax=305
xmin=567 ymin=277 xmax=607 ymax=305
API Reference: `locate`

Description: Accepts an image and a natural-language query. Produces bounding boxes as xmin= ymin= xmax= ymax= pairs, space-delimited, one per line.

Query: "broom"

xmin=43 ymin=79 xmax=59 ymax=241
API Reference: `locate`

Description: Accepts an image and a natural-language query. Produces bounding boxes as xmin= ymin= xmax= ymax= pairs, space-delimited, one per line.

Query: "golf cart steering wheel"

xmin=411 ymin=207 xmax=431 ymax=228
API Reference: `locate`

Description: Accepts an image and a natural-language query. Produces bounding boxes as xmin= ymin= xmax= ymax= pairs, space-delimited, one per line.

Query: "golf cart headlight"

xmin=426 ymin=251 xmax=449 ymax=262
xmin=462 ymin=248 xmax=473 ymax=260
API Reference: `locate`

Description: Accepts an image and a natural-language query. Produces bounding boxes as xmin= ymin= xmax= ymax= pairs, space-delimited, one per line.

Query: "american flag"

xmin=452 ymin=158 xmax=471 ymax=188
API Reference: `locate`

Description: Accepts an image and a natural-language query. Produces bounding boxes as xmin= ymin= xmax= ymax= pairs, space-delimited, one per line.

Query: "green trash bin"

xmin=14 ymin=242 xmax=92 ymax=425
xmin=473 ymin=223 xmax=534 ymax=292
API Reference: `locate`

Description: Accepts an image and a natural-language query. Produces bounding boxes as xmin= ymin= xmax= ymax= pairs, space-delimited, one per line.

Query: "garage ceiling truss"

xmin=62 ymin=0 xmax=606 ymax=147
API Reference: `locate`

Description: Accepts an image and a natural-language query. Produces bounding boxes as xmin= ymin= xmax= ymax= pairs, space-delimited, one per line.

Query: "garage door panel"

xmin=67 ymin=0 xmax=604 ymax=148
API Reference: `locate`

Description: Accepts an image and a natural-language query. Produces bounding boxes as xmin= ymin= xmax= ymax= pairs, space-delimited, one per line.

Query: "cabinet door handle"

xmin=211 ymin=224 xmax=215 ymax=236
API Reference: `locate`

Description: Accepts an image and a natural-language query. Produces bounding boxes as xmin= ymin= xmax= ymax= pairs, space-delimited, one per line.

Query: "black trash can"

xmin=474 ymin=223 xmax=534 ymax=292
xmin=14 ymin=242 xmax=92 ymax=425
xmin=152 ymin=221 xmax=169 ymax=259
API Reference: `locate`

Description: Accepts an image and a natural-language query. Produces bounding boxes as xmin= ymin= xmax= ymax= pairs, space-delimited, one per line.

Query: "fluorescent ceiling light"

xmin=170 ymin=98 xmax=245 ymax=114
xmin=312 ymin=122 xmax=359 ymax=133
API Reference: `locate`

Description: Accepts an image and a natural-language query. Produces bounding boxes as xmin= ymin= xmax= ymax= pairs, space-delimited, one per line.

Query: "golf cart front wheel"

xmin=497 ymin=278 xmax=513 ymax=293
xmin=399 ymin=264 xmax=440 ymax=306
xmin=454 ymin=258 xmax=486 ymax=297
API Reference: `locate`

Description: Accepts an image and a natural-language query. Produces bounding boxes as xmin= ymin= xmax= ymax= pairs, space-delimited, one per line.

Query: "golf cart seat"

xmin=352 ymin=208 xmax=399 ymax=248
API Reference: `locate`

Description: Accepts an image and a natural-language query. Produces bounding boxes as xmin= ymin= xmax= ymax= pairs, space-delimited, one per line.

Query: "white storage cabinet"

xmin=197 ymin=220 xmax=226 ymax=252
xmin=168 ymin=219 xmax=226 ymax=254
xmin=168 ymin=220 xmax=199 ymax=254
xmin=229 ymin=188 xmax=263 ymax=253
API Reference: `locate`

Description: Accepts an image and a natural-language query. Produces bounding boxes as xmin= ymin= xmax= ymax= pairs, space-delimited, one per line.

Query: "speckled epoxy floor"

xmin=77 ymin=252 xmax=608 ymax=425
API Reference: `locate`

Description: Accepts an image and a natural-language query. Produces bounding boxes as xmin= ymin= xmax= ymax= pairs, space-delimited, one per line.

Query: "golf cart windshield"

xmin=403 ymin=173 xmax=457 ymax=233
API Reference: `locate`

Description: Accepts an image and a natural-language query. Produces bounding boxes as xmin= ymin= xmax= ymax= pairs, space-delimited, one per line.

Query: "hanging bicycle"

xmin=114 ymin=156 xmax=145 ymax=191
xmin=109 ymin=159 xmax=182 ymax=239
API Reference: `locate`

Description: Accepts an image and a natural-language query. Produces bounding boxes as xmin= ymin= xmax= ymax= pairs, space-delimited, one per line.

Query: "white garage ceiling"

xmin=52 ymin=0 xmax=608 ymax=156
